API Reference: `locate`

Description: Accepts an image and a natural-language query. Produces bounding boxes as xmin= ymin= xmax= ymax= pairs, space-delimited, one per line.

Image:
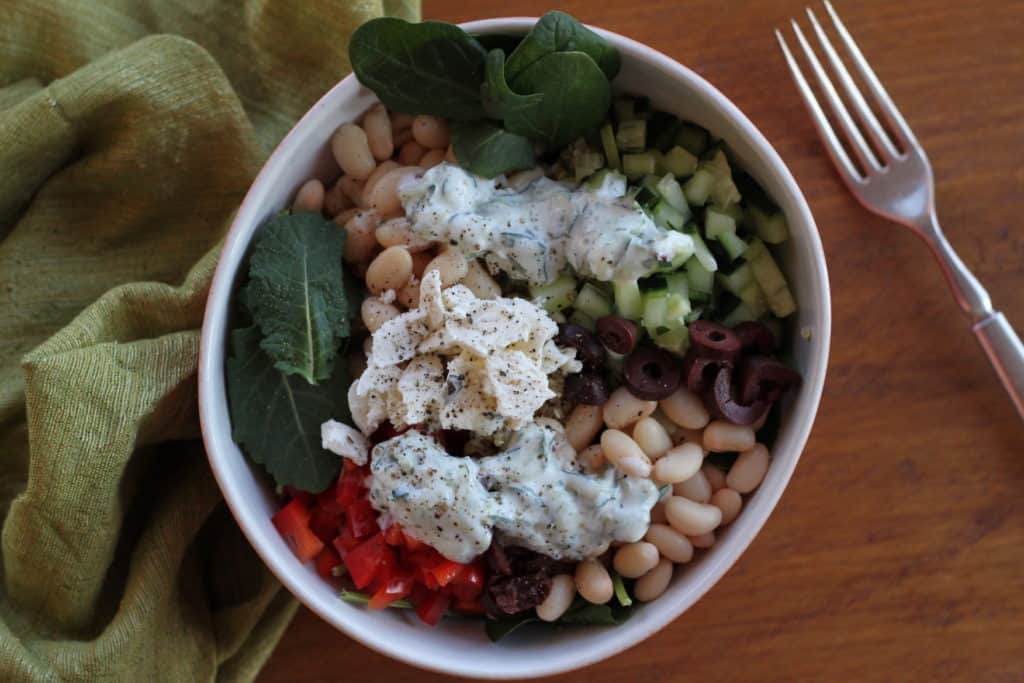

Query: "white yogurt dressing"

xmin=399 ymin=163 xmax=694 ymax=285
xmin=367 ymin=424 xmax=659 ymax=563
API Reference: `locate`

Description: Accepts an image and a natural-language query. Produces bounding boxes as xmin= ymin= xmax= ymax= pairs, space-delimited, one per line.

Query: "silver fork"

xmin=777 ymin=1 xmax=1024 ymax=420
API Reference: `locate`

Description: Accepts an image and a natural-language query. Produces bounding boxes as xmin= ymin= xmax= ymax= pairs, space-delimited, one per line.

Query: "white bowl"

xmin=199 ymin=16 xmax=830 ymax=680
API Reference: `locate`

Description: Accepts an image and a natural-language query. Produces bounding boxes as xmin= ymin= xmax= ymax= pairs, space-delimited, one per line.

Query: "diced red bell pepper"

xmin=430 ymin=560 xmax=464 ymax=588
xmin=344 ymin=533 xmax=392 ymax=589
xmin=283 ymin=486 xmax=314 ymax=506
xmin=346 ymin=497 xmax=378 ymax=539
xmin=332 ymin=526 xmax=361 ymax=558
xmin=272 ymin=499 xmax=323 ymax=562
xmin=415 ymin=590 xmax=451 ymax=626
xmin=368 ymin=572 xmax=414 ymax=609
xmin=335 ymin=469 xmax=364 ymax=508
xmin=403 ymin=531 xmax=426 ymax=552
xmin=384 ymin=524 xmax=405 ymax=546
xmin=309 ymin=507 xmax=341 ymax=544
xmin=452 ymin=598 xmax=486 ymax=615
xmin=451 ymin=561 xmax=484 ymax=601
xmin=315 ymin=487 xmax=346 ymax=516
xmin=314 ymin=545 xmax=342 ymax=579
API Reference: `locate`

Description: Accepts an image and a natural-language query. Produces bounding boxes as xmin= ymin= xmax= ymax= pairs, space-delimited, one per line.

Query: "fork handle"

xmin=973 ymin=313 xmax=1024 ymax=420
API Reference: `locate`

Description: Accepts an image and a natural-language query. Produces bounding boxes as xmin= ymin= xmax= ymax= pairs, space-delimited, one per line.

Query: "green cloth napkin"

xmin=0 ymin=1 xmax=419 ymax=680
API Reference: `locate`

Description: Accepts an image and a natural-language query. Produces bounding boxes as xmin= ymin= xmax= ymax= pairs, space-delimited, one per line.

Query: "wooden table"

xmin=259 ymin=1 xmax=1024 ymax=680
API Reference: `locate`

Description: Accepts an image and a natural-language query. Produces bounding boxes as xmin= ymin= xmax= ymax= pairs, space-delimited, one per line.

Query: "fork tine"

xmin=805 ymin=6 xmax=900 ymax=160
xmin=790 ymin=19 xmax=882 ymax=172
xmin=823 ymin=0 xmax=919 ymax=149
xmin=775 ymin=29 xmax=863 ymax=185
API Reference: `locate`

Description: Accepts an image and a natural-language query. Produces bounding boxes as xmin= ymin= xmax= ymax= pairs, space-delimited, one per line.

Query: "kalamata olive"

xmin=623 ymin=346 xmax=681 ymax=400
xmin=732 ymin=321 xmax=778 ymax=355
xmin=681 ymin=350 xmax=731 ymax=394
xmin=596 ymin=316 xmax=642 ymax=354
xmin=705 ymin=364 xmax=770 ymax=425
xmin=564 ymin=371 xmax=609 ymax=405
xmin=689 ymin=320 xmax=742 ymax=360
xmin=557 ymin=323 xmax=606 ymax=367
xmin=739 ymin=355 xmax=802 ymax=405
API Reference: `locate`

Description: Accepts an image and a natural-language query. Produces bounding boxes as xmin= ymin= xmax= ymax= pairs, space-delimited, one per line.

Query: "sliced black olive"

xmin=564 ymin=371 xmax=609 ymax=405
xmin=739 ymin=355 xmax=802 ymax=404
xmin=689 ymin=320 xmax=743 ymax=360
xmin=705 ymin=364 xmax=770 ymax=425
xmin=623 ymin=346 xmax=681 ymax=400
xmin=732 ymin=321 xmax=778 ymax=355
xmin=557 ymin=323 xmax=606 ymax=367
xmin=682 ymin=350 xmax=731 ymax=394
xmin=596 ymin=316 xmax=642 ymax=355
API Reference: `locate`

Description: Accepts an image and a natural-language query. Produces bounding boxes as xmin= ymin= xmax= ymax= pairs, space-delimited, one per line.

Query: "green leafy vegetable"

xmin=505 ymin=11 xmax=621 ymax=83
xmin=474 ymin=33 xmax=524 ymax=56
xmin=349 ymin=18 xmax=488 ymax=120
xmin=481 ymin=49 xmax=544 ymax=123
xmin=246 ymin=211 xmax=349 ymax=384
xmin=485 ymin=613 xmax=539 ymax=641
xmin=485 ymin=596 xmax=635 ymax=642
xmin=226 ymin=326 xmax=349 ymax=493
xmin=452 ymin=120 xmax=536 ymax=178
xmin=339 ymin=590 xmax=413 ymax=609
xmin=612 ymin=572 xmax=633 ymax=607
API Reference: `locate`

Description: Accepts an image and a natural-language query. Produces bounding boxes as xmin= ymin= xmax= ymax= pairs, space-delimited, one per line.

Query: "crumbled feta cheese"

xmin=321 ymin=419 xmax=370 ymax=465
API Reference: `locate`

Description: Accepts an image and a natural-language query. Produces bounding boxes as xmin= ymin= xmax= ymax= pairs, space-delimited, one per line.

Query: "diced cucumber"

xmin=587 ymin=169 xmax=628 ymax=198
xmin=664 ymin=145 xmax=699 ymax=177
xmin=676 ymin=123 xmax=710 ymax=156
xmin=633 ymin=186 xmax=660 ymax=210
xmin=721 ymin=302 xmax=758 ymax=326
xmin=642 ymin=290 xmax=669 ymax=334
xmin=613 ymin=97 xmax=636 ymax=123
xmin=683 ymin=168 xmax=715 ymax=206
xmin=684 ymin=306 xmax=704 ymax=323
xmin=616 ymin=120 xmax=647 ymax=153
xmin=623 ymin=153 xmax=656 ymax=179
xmin=640 ymin=174 xmax=662 ymax=195
xmin=575 ymin=282 xmax=613 ymax=320
xmin=716 ymin=263 xmax=754 ymax=294
xmin=568 ymin=309 xmax=596 ymax=331
xmin=718 ymin=202 xmax=745 ymax=224
xmin=530 ymin=273 xmax=577 ymax=313
xmin=651 ymin=115 xmax=684 ymax=152
xmin=704 ymin=208 xmax=738 ymax=240
xmin=665 ymin=271 xmax=690 ymax=300
xmin=653 ymin=325 xmax=690 ymax=354
xmin=748 ymin=205 xmax=790 ymax=244
xmin=652 ymin=200 xmax=686 ymax=230
xmin=600 ymin=123 xmax=621 ymax=171
xmin=684 ymin=256 xmax=714 ymax=298
xmin=737 ymin=282 xmax=768 ymax=318
xmin=574 ymin=151 xmax=605 ymax=182
xmin=651 ymin=149 xmax=668 ymax=176
xmin=684 ymin=223 xmax=718 ymax=272
xmin=719 ymin=231 xmax=748 ymax=261
xmin=702 ymin=149 xmax=742 ymax=207
xmin=745 ymin=239 xmax=797 ymax=317
xmin=655 ymin=174 xmax=690 ymax=215
xmin=613 ymin=279 xmax=644 ymax=320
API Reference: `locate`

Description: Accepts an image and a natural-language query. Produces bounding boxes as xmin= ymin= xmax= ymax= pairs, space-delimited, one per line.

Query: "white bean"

xmin=603 ymin=386 xmax=656 ymax=430
xmin=341 ymin=210 xmax=380 ymax=264
xmin=338 ymin=175 xmax=367 ymax=207
xmin=410 ymin=251 xmax=434 ymax=279
xmin=612 ymin=541 xmax=660 ymax=578
xmin=689 ymin=531 xmax=716 ymax=548
xmin=632 ymin=417 xmax=672 ymax=460
xmin=424 ymin=248 xmax=468 ymax=288
xmin=367 ymin=167 xmax=421 ymax=219
xmin=650 ymin=500 xmax=668 ymax=525
xmin=659 ymin=386 xmax=710 ymax=429
xmin=331 ymin=123 xmax=376 ymax=180
xmin=751 ymin=409 xmax=770 ymax=432
xmin=419 ymin=148 xmax=446 ymax=168
xmin=334 ymin=206 xmax=360 ymax=227
xmin=726 ymin=443 xmax=770 ymax=493
xmin=397 ymin=140 xmax=427 ymax=166
xmin=574 ymin=559 xmax=613 ymax=604
xmin=362 ymin=160 xmax=399 ymax=201
xmin=361 ymin=297 xmax=400 ymax=333
xmin=564 ymin=404 xmax=603 ymax=452
xmin=703 ymin=420 xmax=756 ymax=453
xmin=389 ymin=111 xmax=415 ymax=132
xmin=537 ymin=574 xmax=576 ymax=622
xmin=651 ymin=409 xmax=680 ymax=440
xmin=652 ymin=442 xmax=703 ymax=484
xmin=363 ymin=104 xmax=394 ymax=161
xmin=365 ymin=246 xmax=413 ymax=294
xmin=375 ymin=217 xmax=430 ymax=251
xmin=644 ymin=523 xmax=694 ymax=563
xmin=323 ymin=178 xmax=353 ymax=216
xmin=412 ymin=115 xmax=450 ymax=149
xmin=673 ymin=470 xmax=712 ymax=503
xmin=634 ymin=558 xmax=673 ymax=602
xmin=702 ymin=464 xmax=727 ymax=492
xmin=292 ymin=178 xmax=325 ymax=213
xmin=397 ymin=278 xmax=420 ymax=309
xmin=599 ymin=430 xmax=652 ymax=478
xmin=711 ymin=488 xmax=742 ymax=525
xmin=445 ymin=144 xmax=458 ymax=164
xmin=459 ymin=259 xmax=501 ymax=299
xmin=576 ymin=444 xmax=606 ymax=473
xmin=393 ymin=127 xmax=413 ymax=147
xmin=665 ymin=496 xmax=722 ymax=536
xmin=675 ymin=426 xmax=705 ymax=448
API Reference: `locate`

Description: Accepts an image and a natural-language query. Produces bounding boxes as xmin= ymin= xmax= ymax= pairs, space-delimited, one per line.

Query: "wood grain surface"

xmin=258 ymin=1 xmax=1024 ymax=680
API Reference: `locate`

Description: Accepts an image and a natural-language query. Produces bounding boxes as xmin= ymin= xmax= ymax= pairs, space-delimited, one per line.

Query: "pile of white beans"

xmin=292 ymin=103 xmax=775 ymax=623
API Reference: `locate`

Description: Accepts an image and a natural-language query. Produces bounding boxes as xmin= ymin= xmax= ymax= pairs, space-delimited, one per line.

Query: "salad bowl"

xmin=198 ymin=16 xmax=830 ymax=679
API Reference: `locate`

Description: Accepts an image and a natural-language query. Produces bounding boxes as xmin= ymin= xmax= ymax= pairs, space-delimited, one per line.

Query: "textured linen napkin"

xmin=0 ymin=1 xmax=418 ymax=680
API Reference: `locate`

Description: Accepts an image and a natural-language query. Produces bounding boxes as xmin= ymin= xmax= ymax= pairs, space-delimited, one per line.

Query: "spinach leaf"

xmin=481 ymin=49 xmax=544 ymax=123
xmin=485 ymin=613 xmax=539 ymax=642
xmin=503 ymin=50 xmax=611 ymax=149
xmin=505 ymin=11 xmax=620 ymax=83
xmin=560 ymin=597 xmax=634 ymax=625
xmin=226 ymin=326 xmax=349 ymax=493
xmin=452 ymin=120 xmax=536 ymax=178
xmin=349 ymin=18 xmax=487 ymax=121
xmin=246 ymin=211 xmax=349 ymax=384
xmin=475 ymin=34 xmax=525 ymax=56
